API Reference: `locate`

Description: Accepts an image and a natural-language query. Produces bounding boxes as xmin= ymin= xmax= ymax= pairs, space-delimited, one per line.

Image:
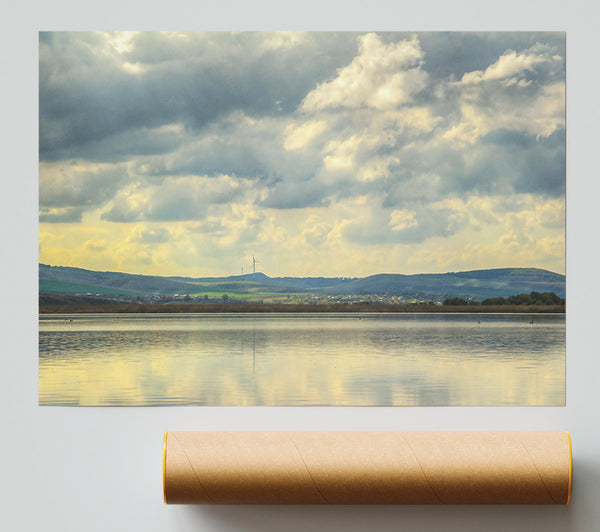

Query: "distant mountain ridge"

xmin=39 ymin=264 xmax=565 ymax=301
xmin=332 ymin=268 xmax=565 ymax=299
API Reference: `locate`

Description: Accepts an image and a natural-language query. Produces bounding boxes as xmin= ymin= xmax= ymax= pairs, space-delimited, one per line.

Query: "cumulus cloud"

xmin=284 ymin=120 xmax=327 ymax=151
xmin=390 ymin=209 xmax=418 ymax=231
xmin=187 ymin=220 xmax=227 ymax=234
xmin=340 ymin=203 xmax=469 ymax=246
xmin=301 ymin=34 xmax=427 ymax=112
xmin=459 ymin=43 xmax=561 ymax=86
xmin=439 ymin=43 xmax=565 ymax=144
xmin=101 ymin=174 xmax=254 ymax=222
xmin=300 ymin=215 xmax=333 ymax=247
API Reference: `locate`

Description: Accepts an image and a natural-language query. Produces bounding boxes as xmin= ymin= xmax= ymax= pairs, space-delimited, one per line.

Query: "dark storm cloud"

xmin=133 ymin=116 xmax=276 ymax=181
xmin=39 ymin=32 xmax=159 ymax=159
xmin=39 ymin=32 xmax=360 ymax=162
xmin=417 ymin=32 xmax=565 ymax=82
xmin=260 ymin=174 xmax=389 ymax=210
xmin=41 ymin=123 xmax=187 ymax=164
xmin=132 ymin=110 xmax=331 ymax=195
xmin=135 ymin=140 xmax=269 ymax=181
xmin=38 ymin=207 xmax=85 ymax=223
xmin=382 ymin=131 xmax=565 ymax=210
xmin=380 ymin=145 xmax=465 ymax=209
xmin=482 ymin=129 xmax=537 ymax=148
xmin=259 ymin=179 xmax=332 ymax=209
xmin=513 ymin=129 xmax=566 ymax=196
xmin=465 ymin=127 xmax=566 ymax=197
xmin=39 ymin=165 xmax=128 ymax=208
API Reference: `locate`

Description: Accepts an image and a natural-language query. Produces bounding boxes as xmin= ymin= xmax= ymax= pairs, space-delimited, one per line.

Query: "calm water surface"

xmin=39 ymin=313 xmax=565 ymax=406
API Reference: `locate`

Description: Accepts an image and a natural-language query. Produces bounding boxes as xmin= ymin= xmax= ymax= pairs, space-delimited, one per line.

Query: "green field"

xmin=189 ymin=280 xmax=261 ymax=289
xmin=190 ymin=290 xmax=307 ymax=302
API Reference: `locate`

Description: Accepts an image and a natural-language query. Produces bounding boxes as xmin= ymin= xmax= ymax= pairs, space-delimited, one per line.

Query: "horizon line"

xmin=38 ymin=263 xmax=565 ymax=280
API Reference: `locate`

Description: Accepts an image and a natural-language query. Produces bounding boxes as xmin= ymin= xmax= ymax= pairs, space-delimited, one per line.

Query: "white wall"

xmin=2 ymin=1 xmax=599 ymax=530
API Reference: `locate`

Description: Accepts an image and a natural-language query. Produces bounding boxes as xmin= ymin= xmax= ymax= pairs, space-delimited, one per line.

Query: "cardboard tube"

xmin=163 ymin=431 xmax=572 ymax=505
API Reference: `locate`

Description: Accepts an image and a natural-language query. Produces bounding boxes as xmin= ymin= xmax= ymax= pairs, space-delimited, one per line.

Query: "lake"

xmin=39 ymin=312 xmax=565 ymax=406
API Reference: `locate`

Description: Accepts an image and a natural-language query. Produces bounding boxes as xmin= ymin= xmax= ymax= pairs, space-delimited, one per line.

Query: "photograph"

xmin=38 ymin=31 xmax=566 ymax=406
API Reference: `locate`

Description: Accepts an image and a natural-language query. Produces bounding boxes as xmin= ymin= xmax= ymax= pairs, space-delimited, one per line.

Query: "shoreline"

xmin=38 ymin=302 xmax=566 ymax=314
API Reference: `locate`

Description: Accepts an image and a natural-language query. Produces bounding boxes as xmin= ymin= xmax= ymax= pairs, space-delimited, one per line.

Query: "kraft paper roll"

xmin=163 ymin=431 xmax=572 ymax=505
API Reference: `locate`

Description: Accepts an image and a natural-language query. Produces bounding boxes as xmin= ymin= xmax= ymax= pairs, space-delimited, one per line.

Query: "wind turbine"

xmin=251 ymin=254 xmax=259 ymax=275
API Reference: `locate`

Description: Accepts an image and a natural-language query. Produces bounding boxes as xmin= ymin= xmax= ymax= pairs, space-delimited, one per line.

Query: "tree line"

xmin=443 ymin=291 xmax=565 ymax=306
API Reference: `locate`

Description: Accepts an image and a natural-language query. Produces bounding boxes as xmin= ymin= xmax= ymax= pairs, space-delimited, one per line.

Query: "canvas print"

xmin=39 ymin=32 xmax=565 ymax=406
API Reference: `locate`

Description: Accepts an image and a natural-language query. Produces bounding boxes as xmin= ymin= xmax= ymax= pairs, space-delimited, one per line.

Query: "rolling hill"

xmin=327 ymin=268 xmax=565 ymax=299
xmin=39 ymin=264 xmax=565 ymax=301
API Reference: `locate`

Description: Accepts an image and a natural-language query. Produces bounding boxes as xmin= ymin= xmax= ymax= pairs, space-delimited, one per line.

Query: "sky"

xmin=39 ymin=31 xmax=565 ymax=278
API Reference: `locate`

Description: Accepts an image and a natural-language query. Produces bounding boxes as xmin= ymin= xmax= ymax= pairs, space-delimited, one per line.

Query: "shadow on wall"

xmin=179 ymin=504 xmax=573 ymax=532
